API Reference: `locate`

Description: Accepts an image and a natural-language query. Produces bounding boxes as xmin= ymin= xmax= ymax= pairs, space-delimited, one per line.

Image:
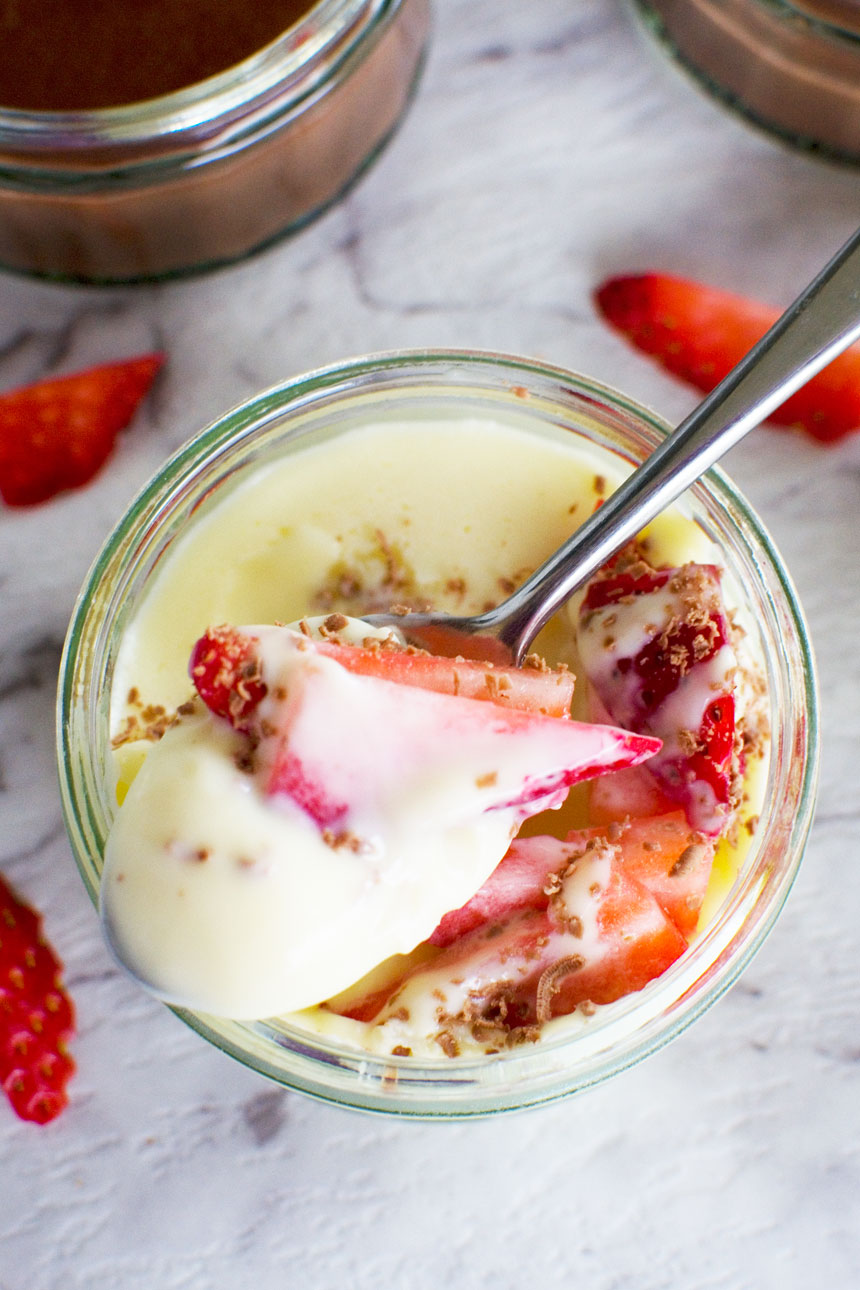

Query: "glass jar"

xmin=57 ymin=350 xmax=818 ymax=1118
xmin=633 ymin=0 xmax=860 ymax=165
xmin=0 ymin=0 xmax=429 ymax=284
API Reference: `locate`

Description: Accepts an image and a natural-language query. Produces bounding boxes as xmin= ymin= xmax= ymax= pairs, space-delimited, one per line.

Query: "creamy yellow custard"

xmin=110 ymin=416 xmax=718 ymax=730
xmin=105 ymin=413 xmax=766 ymax=1052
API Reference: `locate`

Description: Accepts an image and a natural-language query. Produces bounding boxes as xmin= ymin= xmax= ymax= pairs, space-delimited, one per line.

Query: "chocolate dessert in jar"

xmin=633 ymin=0 xmax=860 ymax=165
xmin=0 ymin=0 xmax=429 ymax=283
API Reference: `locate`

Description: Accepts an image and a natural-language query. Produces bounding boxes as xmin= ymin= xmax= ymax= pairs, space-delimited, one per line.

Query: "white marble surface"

xmin=1 ymin=1 xmax=859 ymax=1285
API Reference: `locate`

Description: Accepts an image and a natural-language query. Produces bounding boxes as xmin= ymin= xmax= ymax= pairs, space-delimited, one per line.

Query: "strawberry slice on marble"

xmin=189 ymin=623 xmax=661 ymax=833
xmin=0 ymin=352 xmax=164 ymax=507
xmin=594 ymin=272 xmax=860 ymax=443
xmin=0 ymin=874 xmax=76 ymax=1124
xmin=578 ymin=560 xmax=738 ymax=837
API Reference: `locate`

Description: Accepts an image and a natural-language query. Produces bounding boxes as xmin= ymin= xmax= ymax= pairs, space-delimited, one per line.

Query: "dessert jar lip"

xmin=0 ymin=0 xmax=394 ymax=161
xmin=56 ymin=348 xmax=819 ymax=1118
xmin=639 ymin=0 xmax=860 ymax=44
xmin=630 ymin=0 xmax=860 ymax=163
xmin=773 ymin=0 xmax=860 ymax=41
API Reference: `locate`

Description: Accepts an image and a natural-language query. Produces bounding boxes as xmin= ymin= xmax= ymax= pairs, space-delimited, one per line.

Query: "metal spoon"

xmin=366 ymin=225 xmax=860 ymax=664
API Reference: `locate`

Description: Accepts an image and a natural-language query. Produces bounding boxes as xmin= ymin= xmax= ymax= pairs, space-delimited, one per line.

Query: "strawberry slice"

xmin=190 ymin=623 xmax=574 ymax=722
xmin=0 ymin=874 xmax=75 ymax=1124
xmin=314 ymin=636 xmax=574 ymax=717
xmin=588 ymin=761 xmax=676 ymax=826
xmin=586 ymin=667 xmax=688 ymax=826
xmin=189 ymin=624 xmax=268 ymax=728
xmin=427 ymin=834 xmax=568 ymax=947
xmin=595 ymin=272 xmax=860 ymax=443
xmin=262 ymin=649 xmax=657 ymax=831
xmin=572 ymin=814 xmax=714 ymax=938
xmin=190 ymin=623 xmax=659 ymax=833
xmin=550 ymin=849 xmax=689 ymax=1008
xmin=339 ymin=814 xmax=707 ymax=1024
xmin=428 ymin=811 xmax=711 ymax=950
xmin=578 ymin=560 xmax=738 ymax=837
xmin=362 ymin=834 xmax=688 ymax=1044
xmin=0 ymin=352 xmax=164 ymax=506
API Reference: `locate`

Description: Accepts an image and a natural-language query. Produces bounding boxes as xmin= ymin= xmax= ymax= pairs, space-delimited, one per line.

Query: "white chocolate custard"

xmin=103 ymin=414 xmax=767 ymax=1051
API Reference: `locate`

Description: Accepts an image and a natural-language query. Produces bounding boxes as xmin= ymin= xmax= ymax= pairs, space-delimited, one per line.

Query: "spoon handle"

xmin=498 ymin=223 xmax=860 ymax=659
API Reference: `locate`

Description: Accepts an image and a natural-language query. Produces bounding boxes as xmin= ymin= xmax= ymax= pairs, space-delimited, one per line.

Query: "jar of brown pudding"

xmin=633 ymin=0 xmax=860 ymax=165
xmin=0 ymin=0 xmax=430 ymax=283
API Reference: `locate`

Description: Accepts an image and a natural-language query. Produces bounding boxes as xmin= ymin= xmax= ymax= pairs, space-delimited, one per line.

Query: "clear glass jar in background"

xmin=57 ymin=350 xmax=819 ymax=1118
xmin=632 ymin=0 xmax=860 ymax=165
xmin=0 ymin=0 xmax=430 ymax=284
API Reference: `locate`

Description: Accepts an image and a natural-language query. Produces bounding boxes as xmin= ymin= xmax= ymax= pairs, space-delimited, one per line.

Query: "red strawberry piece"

xmin=595 ymin=272 xmax=860 ymax=443
xmin=189 ymin=625 xmax=268 ymax=728
xmin=190 ymin=624 xmax=574 ymax=723
xmin=0 ymin=352 xmax=164 ymax=506
xmin=548 ymin=850 xmax=688 ymax=1009
xmin=428 ymin=811 xmax=711 ymax=950
xmin=569 ymin=813 xmax=714 ymax=938
xmin=427 ymin=834 xmax=571 ymax=947
xmin=585 ymin=668 xmax=687 ymax=826
xmin=263 ymin=662 xmax=658 ymax=830
xmin=578 ymin=560 xmax=738 ymax=837
xmin=314 ymin=637 xmax=575 ymax=718
xmin=364 ymin=835 xmax=688 ymax=1036
xmin=344 ymin=817 xmax=703 ymax=1025
xmin=588 ymin=761 xmax=676 ymax=826
xmin=0 ymin=874 xmax=75 ymax=1124
xmin=255 ymin=642 xmax=657 ymax=829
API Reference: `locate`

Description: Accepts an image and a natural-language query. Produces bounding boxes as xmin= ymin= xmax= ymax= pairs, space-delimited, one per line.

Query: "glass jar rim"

xmin=57 ymin=348 xmax=820 ymax=1117
xmin=770 ymin=0 xmax=860 ymax=43
xmin=0 ymin=0 xmax=392 ymax=155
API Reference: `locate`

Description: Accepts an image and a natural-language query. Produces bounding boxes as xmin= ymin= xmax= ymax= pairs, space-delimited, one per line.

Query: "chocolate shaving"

xmin=669 ymin=842 xmax=710 ymax=878
xmin=535 ymin=955 xmax=585 ymax=1023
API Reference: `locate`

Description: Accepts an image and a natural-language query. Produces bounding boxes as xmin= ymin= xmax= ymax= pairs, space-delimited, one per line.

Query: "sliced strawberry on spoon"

xmin=594 ymin=272 xmax=860 ymax=443
xmin=189 ymin=624 xmax=660 ymax=833
xmin=189 ymin=620 xmax=574 ymax=722
xmin=314 ymin=633 xmax=574 ymax=717
xmin=188 ymin=622 xmax=660 ymax=844
xmin=578 ymin=559 xmax=738 ymax=837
